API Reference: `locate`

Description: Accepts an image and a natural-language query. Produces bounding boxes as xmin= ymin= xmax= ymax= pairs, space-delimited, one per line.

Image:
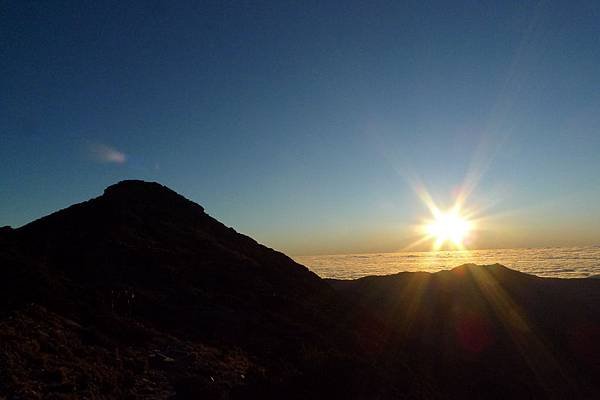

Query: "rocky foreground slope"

xmin=0 ymin=181 xmax=598 ymax=399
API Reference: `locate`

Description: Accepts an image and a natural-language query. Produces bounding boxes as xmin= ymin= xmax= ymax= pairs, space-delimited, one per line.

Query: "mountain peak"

xmin=103 ymin=179 xmax=175 ymax=198
xmin=448 ymin=263 xmax=530 ymax=279
xmin=104 ymin=179 xmax=164 ymax=192
xmin=101 ymin=180 xmax=204 ymax=213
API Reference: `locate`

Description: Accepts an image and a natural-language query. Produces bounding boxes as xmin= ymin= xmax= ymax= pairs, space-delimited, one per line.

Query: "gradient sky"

xmin=2 ymin=1 xmax=600 ymax=255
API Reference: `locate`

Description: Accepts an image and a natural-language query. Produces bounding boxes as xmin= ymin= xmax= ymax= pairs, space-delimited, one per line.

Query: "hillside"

xmin=328 ymin=264 xmax=600 ymax=398
xmin=0 ymin=181 xmax=414 ymax=399
xmin=0 ymin=181 xmax=598 ymax=399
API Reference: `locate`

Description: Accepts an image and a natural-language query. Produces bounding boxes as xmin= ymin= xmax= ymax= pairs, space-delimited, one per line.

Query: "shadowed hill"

xmin=0 ymin=181 xmax=598 ymax=399
xmin=328 ymin=264 xmax=600 ymax=399
xmin=0 ymin=181 xmax=416 ymax=399
xmin=6 ymin=181 xmax=329 ymax=321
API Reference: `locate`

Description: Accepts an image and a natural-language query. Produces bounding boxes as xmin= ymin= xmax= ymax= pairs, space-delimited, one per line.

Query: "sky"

xmin=2 ymin=0 xmax=600 ymax=255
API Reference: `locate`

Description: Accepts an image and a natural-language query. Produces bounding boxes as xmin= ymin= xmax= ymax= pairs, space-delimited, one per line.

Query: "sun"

xmin=425 ymin=209 xmax=472 ymax=249
xmin=408 ymin=183 xmax=479 ymax=251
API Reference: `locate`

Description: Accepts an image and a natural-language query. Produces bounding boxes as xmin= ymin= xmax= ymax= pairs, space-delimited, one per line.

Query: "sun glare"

xmin=426 ymin=210 xmax=472 ymax=248
xmin=407 ymin=183 xmax=480 ymax=251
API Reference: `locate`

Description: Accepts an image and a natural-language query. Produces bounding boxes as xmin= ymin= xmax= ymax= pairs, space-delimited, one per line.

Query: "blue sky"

xmin=2 ymin=1 xmax=600 ymax=254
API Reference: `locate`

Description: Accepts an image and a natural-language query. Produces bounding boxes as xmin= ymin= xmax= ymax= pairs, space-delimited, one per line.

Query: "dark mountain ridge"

xmin=0 ymin=181 xmax=598 ymax=399
xmin=5 ymin=180 xmax=328 ymax=314
xmin=328 ymin=264 xmax=600 ymax=398
xmin=0 ymin=181 xmax=412 ymax=399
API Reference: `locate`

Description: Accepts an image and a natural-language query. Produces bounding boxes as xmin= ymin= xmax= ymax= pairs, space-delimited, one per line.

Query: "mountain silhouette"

xmin=0 ymin=181 xmax=598 ymax=399
xmin=0 ymin=181 xmax=414 ymax=399
xmin=329 ymin=264 xmax=600 ymax=398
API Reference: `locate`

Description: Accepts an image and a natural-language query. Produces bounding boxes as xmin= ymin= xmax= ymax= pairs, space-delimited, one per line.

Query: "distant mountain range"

xmin=0 ymin=180 xmax=598 ymax=399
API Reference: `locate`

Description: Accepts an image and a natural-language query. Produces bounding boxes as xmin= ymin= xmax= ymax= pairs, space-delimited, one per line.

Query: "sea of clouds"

xmin=295 ymin=246 xmax=600 ymax=280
